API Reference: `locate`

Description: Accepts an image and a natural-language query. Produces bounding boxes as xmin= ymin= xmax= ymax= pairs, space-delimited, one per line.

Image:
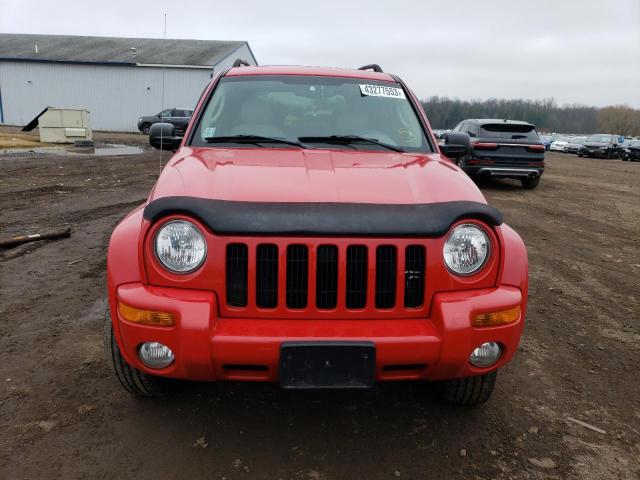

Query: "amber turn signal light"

xmin=118 ymin=302 xmax=174 ymax=326
xmin=473 ymin=306 xmax=520 ymax=327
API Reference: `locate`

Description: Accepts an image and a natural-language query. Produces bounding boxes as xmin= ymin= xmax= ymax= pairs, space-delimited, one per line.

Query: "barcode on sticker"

xmin=359 ymin=84 xmax=406 ymax=99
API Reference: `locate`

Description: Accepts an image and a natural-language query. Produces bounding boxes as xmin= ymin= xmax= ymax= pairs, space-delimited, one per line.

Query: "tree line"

xmin=420 ymin=97 xmax=640 ymax=137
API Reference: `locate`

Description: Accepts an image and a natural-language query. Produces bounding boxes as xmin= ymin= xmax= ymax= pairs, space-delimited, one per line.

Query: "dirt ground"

xmin=1 ymin=129 xmax=639 ymax=479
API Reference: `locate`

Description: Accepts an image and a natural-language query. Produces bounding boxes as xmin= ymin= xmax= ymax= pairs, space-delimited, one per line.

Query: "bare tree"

xmin=421 ymin=97 xmax=639 ymax=136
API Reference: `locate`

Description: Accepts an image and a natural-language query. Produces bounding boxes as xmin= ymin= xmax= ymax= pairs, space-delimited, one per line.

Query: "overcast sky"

xmin=2 ymin=0 xmax=639 ymax=107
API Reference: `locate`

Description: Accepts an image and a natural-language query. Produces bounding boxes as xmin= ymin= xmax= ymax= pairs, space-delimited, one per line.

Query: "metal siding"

xmin=0 ymin=61 xmax=211 ymax=131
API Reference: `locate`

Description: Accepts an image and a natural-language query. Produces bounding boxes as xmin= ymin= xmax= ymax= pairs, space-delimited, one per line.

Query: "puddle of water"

xmin=0 ymin=143 xmax=145 ymax=156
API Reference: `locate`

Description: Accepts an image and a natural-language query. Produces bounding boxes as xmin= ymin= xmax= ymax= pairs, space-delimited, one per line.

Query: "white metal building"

xmin=0 ymin=34 xmax=257 ymax=131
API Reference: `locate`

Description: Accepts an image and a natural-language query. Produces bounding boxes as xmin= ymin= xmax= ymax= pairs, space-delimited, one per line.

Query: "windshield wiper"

xmin=299 ymin=135 xmax=405 ymax=152
xmin=204 ymin=135 xmax=311 ymax=149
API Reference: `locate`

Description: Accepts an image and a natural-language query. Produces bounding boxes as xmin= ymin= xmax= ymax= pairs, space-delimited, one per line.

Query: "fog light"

xmin=469 ymin=342 xmax=501 ymax=368
xmin=139 ymin=342 xmax=175 ymax=369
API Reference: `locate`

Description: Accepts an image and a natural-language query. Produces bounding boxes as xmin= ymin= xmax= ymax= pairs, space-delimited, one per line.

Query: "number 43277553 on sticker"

xmin=359 ymin=84 xmax=406 ymax=99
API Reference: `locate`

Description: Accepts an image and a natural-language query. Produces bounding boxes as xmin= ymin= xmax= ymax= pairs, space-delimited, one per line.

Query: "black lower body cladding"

xmin=143 ymin=198 xmax=503 ymax=237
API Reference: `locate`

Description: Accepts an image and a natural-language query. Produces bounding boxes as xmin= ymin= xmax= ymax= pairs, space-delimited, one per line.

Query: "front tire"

xmin=105 ymin=305 xmax=170 ymax=397
xmin=439 ymin=371 xmax=497 ymax=406
xmin=141 ymin=123 xmax=151 ymax=135
xmin=521 ymin=176 xmax=541 ymax=189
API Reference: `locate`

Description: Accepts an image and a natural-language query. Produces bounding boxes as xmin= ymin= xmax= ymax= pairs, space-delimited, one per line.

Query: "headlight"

xmin=154 ymin=220 xmax=206 ymax=273
xmin=443 ymin=223 xmax=490 ymax=275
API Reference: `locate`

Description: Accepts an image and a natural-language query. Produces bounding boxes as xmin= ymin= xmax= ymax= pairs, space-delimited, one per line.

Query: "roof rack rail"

xmin=232 ymin=59 xmax=251 ymax=68
xmin=358 ymin=64 xmax=383 ymax=73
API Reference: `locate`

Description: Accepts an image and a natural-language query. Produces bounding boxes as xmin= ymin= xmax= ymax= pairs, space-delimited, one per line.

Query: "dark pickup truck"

xmin=137 ymin=108 xmax=193 ymax=135
xmin=449 ymin=119 xmax=545 ymax=189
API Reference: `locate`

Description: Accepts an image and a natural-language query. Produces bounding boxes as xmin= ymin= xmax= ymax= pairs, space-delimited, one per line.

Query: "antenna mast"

xmin=159 ymin=13 xmax=167 ymax=172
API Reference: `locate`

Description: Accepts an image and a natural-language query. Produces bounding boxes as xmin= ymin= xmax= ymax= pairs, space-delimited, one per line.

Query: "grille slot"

xmin=226 ymin=243 xmax=248 ymax=307
xmin=256 ymin=244 xmax=278 ymax=308
xmin=375 ymin=245 xmax=397 ymax=309
xmin=346 ymin=245 xmax=368 ymax=309
xmin=286 ymin=244 xmax=308 ymax=309
xmin=316 ymin=245 xmax=338 ymax=309
xmin=404 ymin=245 xmax=426 ymax=308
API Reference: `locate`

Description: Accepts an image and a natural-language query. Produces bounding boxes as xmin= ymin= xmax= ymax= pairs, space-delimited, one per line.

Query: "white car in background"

xmin=550 ymin=136 xmax=571 ymax=152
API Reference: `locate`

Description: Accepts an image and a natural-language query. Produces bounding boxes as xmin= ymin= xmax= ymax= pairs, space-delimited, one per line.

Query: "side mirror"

xmin=440 ymin=132 xmax=470 ymax=158
xmin=149 ymin=123 xmax=182 ymax=151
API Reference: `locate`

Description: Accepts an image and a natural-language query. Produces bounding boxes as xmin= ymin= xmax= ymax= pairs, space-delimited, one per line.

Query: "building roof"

xmin=226 ymin=65 xmax=396 ymax=82
xmin=0 ymin=33 xmax=253 ymax=67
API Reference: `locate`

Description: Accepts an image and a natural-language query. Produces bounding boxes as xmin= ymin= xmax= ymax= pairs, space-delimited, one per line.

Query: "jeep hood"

xmin=149 ymin=147 xmax=487 ymax=205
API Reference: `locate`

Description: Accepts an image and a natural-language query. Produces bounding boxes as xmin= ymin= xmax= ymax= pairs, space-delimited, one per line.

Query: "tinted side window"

xmin=467 ymin=123 xmax=479 ymax=137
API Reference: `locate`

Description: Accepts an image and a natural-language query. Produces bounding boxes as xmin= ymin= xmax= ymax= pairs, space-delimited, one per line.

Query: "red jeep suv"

xmin=106 ymin=62 xmax=528 ymax=406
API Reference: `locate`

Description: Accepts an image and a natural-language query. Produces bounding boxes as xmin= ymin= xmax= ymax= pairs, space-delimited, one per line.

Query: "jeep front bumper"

xmin=111 ymin=283 xmax=525 ymax=383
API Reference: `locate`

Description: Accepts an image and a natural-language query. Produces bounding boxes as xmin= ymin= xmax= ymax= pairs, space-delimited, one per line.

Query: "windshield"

xmin=554 ymin=136 xmax=569 ymax=142
xmin=479 ymin=123 xmax=539 ymax=140
xmin=190 ymin=76 xmax=431 ymax=152
xmin=569 ymin=137 xmax=587 ymax=144
xmin=587 ymin=134 xmax=612 ymax=143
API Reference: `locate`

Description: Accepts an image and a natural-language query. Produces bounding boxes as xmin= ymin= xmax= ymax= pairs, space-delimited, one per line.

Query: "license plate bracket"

xmin=279 ymin=342 xmax=376 ymax=389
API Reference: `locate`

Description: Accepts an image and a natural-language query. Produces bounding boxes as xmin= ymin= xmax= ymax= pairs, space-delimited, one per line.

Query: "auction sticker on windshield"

xmin=359 ymin=84 xmax=406 ymax=99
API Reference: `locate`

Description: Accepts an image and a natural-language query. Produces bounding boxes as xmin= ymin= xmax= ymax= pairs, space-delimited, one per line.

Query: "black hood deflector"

xmin=143 ymin=197 xmax=503 ymax=237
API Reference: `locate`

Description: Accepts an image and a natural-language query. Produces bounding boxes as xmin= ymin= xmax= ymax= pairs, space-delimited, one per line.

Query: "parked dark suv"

xmin=137 ymin=108 xmax=193 ymax=135
xmin=578 ymin=134 xmax=622 ymax=159
xmin=449 ymin=119 xmax=545 ymax=189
